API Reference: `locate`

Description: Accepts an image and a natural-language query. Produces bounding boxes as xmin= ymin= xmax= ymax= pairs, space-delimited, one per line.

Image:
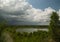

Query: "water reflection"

xmin=16 ymin=28 xmax=48 ymax=33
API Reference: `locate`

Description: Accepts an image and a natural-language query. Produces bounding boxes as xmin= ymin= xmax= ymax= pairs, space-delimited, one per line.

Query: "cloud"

xmin=0 ymin=0 xmax=58 ymax=25
xmin=26 ymin=7 xmax=55 ymax=22
xmin=57 ymin=9 xmax=60 ymax=20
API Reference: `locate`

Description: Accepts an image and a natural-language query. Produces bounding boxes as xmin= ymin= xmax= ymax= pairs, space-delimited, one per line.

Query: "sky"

xmin=28 ymin=0 xmax=60 ymax=10
xmin=0 ymin=0 xmax=60 ymax=25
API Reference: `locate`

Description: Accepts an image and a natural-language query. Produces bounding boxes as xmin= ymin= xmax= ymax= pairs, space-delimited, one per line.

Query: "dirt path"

xmin=3 ymin=32 xmax=13 ymax=42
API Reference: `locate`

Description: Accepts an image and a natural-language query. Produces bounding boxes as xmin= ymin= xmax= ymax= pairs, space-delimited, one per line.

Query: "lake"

xmin=16 ymin=28 xmax=48 ymax=33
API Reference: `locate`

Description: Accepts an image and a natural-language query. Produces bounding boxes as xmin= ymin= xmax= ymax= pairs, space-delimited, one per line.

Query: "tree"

xmin=0 ymin=20 xmax=7 ymax=42
xmin=49 ymin=12 xmax=59 ymax=42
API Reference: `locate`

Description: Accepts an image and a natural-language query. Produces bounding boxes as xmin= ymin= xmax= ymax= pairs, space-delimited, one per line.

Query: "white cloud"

xmin=25 ymin=7 xmax=55 ymax=22
xmin=58 ymin=9 xmax=60 ymax=16
xmin=57 ymin=9 xmax=60 ymax=20
xmin=0 ymin=0 xmax=59 ymax=25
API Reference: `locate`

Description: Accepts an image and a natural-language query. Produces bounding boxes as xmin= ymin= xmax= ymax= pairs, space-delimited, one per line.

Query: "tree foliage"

xmin=0 ymin=20 xmax=7 ymax=42
xmin=49 ymin=12 xmax=59 ymax=42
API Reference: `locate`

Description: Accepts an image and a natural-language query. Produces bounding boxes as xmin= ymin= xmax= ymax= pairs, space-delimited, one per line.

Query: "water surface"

xmin=16 ymin=28 xmax=48 ymax=33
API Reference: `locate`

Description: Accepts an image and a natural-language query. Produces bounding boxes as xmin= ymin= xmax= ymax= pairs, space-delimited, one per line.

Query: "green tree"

xmin=49 ymin=12 xmax=59 ymax=42
xmin=0 ymin=20 xmax=7 ymax=42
